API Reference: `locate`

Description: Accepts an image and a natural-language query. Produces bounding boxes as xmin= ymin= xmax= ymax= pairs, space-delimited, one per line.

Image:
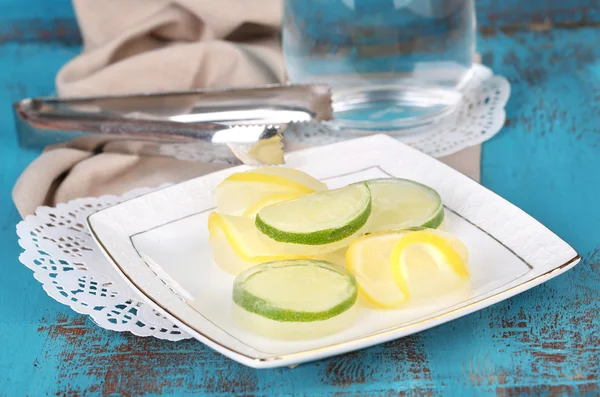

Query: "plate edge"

xmin=87 ymin=211 xmax=581 ymax=368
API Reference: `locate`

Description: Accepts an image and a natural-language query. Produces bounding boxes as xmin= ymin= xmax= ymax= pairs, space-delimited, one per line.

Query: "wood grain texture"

xmin=0 ymin=1 xmax=599 ymax=396
xmin=1 ymin=0 xmax=599 ymax=44
xmin=0 ymin=0 xmax=79 ymax=44
xmin=477 ymin=0 xmax=600 ymax=31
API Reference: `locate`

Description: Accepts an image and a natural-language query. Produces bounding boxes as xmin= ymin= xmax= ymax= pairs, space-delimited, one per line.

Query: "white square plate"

xmin=88 ymin=134 xmax=579 ymax=369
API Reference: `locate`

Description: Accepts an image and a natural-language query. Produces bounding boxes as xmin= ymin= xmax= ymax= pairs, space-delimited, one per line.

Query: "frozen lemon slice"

xmin=346 ymin=228 xmax=469 ymax=308
xmin=242 ymin=192 xmax=305 ymax=217
xmin=256 ymin=184 xmax=371 ymax=245
xmin=208 ymin=216 xmax=295 ymax=275
xmin=208 ymin=213 xmax=362 ymax=275
xmin=346 ymin=231 xmax=409 ymax=308
xmin=363 ymin=179 xmax=443 ymax=232
xmin=390 ymin=229 xmax=469 ymax=302
xmin=216 ymin=167 xmax=327 ymax=216
xmin=316 ymin=248 xmax=347 ymax=267
xmin=251 ymin=167 xmax=326 ymax=191
xmin=208 ymin=213 xmax=304 ymax=275
xmin=232 ymin=260 xmax=357 ymax=339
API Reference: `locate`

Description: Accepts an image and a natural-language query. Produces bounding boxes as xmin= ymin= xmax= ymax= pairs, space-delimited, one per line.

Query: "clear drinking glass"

xmin=282 ymin=0 xmax=476 ymax=131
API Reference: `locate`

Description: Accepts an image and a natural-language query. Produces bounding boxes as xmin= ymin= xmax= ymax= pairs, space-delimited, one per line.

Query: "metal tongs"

xmin=13 ymin=84 xmax=336 ymax=165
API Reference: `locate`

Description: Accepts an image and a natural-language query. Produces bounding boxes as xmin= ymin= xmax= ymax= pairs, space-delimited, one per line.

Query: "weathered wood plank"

xmin=0 ymin=0 xmax=79 ymax=44
xmin=1 ymin=5 xmax=599 ymax=397
xmin=1 ymin=0 xmax=599 ymax=43
xmin=0 ymin=42 xmax=80 ymax=396
xmin=477 ymin=0 xmax=600 ymax=29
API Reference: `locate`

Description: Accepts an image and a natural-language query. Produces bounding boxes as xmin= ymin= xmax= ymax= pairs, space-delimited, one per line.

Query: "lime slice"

xmin=209 ymin=213 xmax=362 ymax=274
xmin=256 ymin=184 xmax=371 ymax=245
xmin=232 ymin=260 xmax=357 ymax=338
xmin=346 ymin=228 xmax=469 ymax=308
xmin=363 ymin=178 xmax=443 ymax=232
xmin=216 ymin=167 xmax=327 ymax=216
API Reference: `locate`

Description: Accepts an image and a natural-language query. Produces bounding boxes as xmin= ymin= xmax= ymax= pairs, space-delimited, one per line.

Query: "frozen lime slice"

xmin=256 ymin=184 xmax=371 ymax=245
xmin=363 ymin=178 xmax=443 ymax=232
xmin=232 ymin=260 xmax=358 ymax=338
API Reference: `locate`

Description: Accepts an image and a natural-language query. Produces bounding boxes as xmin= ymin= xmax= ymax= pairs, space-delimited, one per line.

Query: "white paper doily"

xmin=17 ymin=187 xmax=190 ymax=340
xmin=398 ymin=64 xmax=509 ymax=157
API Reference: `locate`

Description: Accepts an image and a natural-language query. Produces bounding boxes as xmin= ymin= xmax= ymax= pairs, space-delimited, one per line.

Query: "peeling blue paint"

xmin=1 ymin=2 xmax=599 ymax=396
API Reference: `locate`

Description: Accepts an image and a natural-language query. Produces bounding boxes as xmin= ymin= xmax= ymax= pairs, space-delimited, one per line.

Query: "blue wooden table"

xmin=1 ymin=1 xmax=599 ymax=395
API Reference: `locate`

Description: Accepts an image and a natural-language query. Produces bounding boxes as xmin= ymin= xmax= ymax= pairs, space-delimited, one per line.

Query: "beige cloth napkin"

xmin=56 ymin=0 xmax=284 ymax=96
xmin=12 ymin=0 xmax=481 ymax=217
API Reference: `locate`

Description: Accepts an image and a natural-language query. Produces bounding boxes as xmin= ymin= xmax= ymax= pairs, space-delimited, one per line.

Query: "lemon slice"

xmin=247 ymin=134 xmax=284 ymax=164
xmin=316 ymin=248 xmax=347 ymax=267
xmin=209 ymin=212 xmax=304 ymax=275
xmin=232 ymin=260 xmax=357 ymax=339
xmin=363 ymin=179 xmax=443 ymax=232
xmin=390 ymin=229 xmax=469 ymax=301
xmin=209 ymin=217 xmax=291 ymax=276
xmin=346 ymin=228 xmax=469 ymax=308
xmin=209 ymin=213 xmax=363 ymax=275
xmin=346 ymin=231 xmax=409 ymax=308
xmin=216 ymin=167 xmax=327 ymax=215
xmin=251 ymin=167 xmax=326 ymax=191
xmin=256 ymin=184 xmax=371 ymax=245
xmin=242 ymin=192 xmax=305 ymax=217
